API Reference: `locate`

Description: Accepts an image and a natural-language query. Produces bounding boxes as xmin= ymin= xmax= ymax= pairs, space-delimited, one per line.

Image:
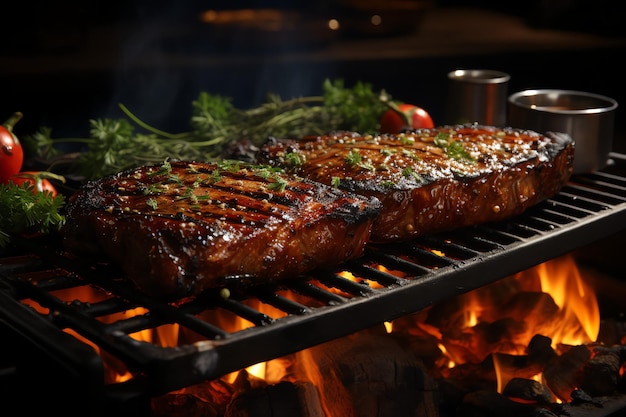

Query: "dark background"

xmin=2 ymin=0 xmax=624 ymax=153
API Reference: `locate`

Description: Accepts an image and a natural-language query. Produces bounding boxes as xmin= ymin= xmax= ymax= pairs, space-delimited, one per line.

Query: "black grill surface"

xmin=2 ymin=153 xmax=626 ymax=402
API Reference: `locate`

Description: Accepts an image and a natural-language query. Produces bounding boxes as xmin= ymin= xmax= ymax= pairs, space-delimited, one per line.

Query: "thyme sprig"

xmin=26 ymin=79 xmax=391 ymax=181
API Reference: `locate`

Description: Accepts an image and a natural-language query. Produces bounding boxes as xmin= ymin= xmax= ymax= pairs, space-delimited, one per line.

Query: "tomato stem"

xmin=384 ymin=101 xmax=411 ymax=126
xmin=2 ymin=112 xmax=24 ymax=146
xmin=13 ymin=171 xmax=66 ymax=184
xmin=3 ymin=112 xmax=23 ymax=132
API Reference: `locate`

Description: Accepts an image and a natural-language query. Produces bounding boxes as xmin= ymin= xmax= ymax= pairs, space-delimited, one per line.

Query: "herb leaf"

xmin=24 ymin=78 xmax=392 ymax=181
xmin=433 ymin=132 xmax=475 ymax=163
xmin=0 ymin=183 xmax=66 ymax=248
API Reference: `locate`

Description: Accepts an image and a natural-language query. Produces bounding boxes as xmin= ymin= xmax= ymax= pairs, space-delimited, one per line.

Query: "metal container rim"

xmin=508 ymin=89 xmax=618 ymax=115
xmin=447 ymin=69 xmax=511 ymax=84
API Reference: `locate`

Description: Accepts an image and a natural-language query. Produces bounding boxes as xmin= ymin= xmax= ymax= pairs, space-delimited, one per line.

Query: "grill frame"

xmin=2 ymin=152 xmax=626 ymax=402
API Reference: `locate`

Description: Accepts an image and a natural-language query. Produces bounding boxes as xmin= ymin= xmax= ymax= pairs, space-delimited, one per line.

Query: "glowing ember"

xmin=21 ymin=252 xmax=624 ymax=415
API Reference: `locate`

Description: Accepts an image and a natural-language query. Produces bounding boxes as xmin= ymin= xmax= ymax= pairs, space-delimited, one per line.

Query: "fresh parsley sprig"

xmin=0 ymin=183 xmax=66 ymax=248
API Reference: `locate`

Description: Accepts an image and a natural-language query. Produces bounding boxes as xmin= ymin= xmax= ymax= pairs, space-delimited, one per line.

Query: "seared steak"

xmin=61 ymin=160 xmax=381 ymax=299
xmin=257 ymin=125 xmax=575 ymax=242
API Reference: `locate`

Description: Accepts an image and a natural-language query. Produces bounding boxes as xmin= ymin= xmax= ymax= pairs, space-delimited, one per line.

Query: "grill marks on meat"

xmin=61 ymin=160 xmax=381 ymax=299
xmin=61 ymin=126 xmax=574 ymax=298
xmin=257 ymin=125 xmax=575 ymax=242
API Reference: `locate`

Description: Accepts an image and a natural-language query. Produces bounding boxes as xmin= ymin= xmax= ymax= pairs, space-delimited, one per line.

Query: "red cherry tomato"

xmin=0 ymin=112 xmax=24 ymax=183
xmin=380 ymin=103 xmax=434 ymax=134
xmin=9 ymin=171 xmax=59 ymax=197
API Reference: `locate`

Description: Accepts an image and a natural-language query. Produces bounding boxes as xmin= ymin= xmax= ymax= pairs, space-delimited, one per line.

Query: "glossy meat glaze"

xmin=62 ymin=160 xmax=381 ymax=299
xmin=257 ymin=125 xmax=575 ymax=242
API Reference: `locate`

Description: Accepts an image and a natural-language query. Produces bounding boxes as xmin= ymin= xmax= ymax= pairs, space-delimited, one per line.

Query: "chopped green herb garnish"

xmin=401 ymin=167 xmax=423 ymax=182
xmin=175 ymin=188 xmax=198 ymax=204
xmin=149 ymin=159 xmax=173 ymax=177
xmin=433 ymin=132 xmax=450 ymax=148
xmin=267 ymin=177 xmax=288 ymax=192
xmin=210 ymin=170 xmax=222 ymax=183
xmin=345 ymin=149 xmax=363 ymax=166
xmin=143 ymin=183 xmax=166 ymax=195
xmin=285 ymin=152 xmax=305 ymax=166
xmin=447 ymin=141 xmax=475 ymax=163
xmin=331 ymin=176 xmax=341 ymax=187
xmin=253 ymin=165 xmax=283 ymax=179
xmin=146 ymin=197 xmax=158 ymax=210
xmin=218 ymin=160 xmax=241 ymax=172
xmin=166 ymin=174 xmax=183 ymax=184
xmin=433 ymin=132 xmax=475 ymax=163
xmin=399 ymin=135 xmax=415 ymax=145
xmin=402 ymin=149 xmax=420 ymax=161
xmin=358 ymin=161 xmax=376 ymax=171
xmin=192 ymin=177 xmax=203 ymax=188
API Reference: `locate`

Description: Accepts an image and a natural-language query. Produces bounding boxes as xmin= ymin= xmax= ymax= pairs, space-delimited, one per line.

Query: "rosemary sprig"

xmin=25 ymin=79 xmax=391 ymax=181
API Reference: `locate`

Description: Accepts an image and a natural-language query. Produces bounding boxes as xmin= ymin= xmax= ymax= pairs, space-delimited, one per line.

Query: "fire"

xmin=19 ymin=252 xmax=613 ymax=413
xmin=432 ymin=254 xmax=599 ymax=364
xmin=20 ymin=284 xmax=155 ymax=383
xmin=534 ymin=255 xmax=600 ymax=345
xmin=221 ymin=253 xmax=601 ymax=405
xmin=425 ymin=254 xmax=601 ymax=398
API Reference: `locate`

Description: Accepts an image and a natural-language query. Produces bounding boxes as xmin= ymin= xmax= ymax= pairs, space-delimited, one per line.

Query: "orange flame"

xmin=535 ymin=255 xmax=599 ymax=345
xmin=18 ymin=252 xmax=604 ymax=403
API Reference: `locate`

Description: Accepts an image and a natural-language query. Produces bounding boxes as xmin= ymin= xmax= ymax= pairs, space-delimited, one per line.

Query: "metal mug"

xmin=507 ymin=89 xmax=618 ymax=174
xmin=446 ymin=69 xmax=511 ymax=126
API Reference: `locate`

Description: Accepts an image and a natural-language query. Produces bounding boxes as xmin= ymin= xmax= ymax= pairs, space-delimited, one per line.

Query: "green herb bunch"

xmin=0 ymin=183 xmax=66 ymax=248
xmin=26 ymin=79 xmax=391 ymax=180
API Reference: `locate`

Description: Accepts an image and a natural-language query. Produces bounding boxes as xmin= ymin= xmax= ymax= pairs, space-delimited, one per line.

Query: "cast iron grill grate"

xmin=1 ymin=153 xmax=626 ymax=398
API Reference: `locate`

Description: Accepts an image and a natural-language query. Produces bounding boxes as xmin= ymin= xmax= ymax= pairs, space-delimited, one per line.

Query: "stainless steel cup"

xmin=446 ymin=69 xmax=511 ymax=126
xmin=508 ymin=89 xmax=618 ymax=174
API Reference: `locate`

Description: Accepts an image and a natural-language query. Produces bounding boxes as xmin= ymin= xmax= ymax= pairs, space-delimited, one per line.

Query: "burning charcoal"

xmin=581 ymin=347 xmax=621 ymax=396
xmin=443 ymin=355 xmax=498 ymax=393
xmin=232 ymin=369 xmax=267 ymax=392
xmin=151 ymin=393 xmax=222 ymax=417
xmin=527 ymin=335 xmax=558 ymax=367
xmin=224 ymin=380 xmax=325 ymax=417
xmin=503 ymin=378 xmax=554 ymax=404
xmin=593 ymin=344 xmax=626 ymax=363
xmin=437 ymin=378 xmax=467 ymax=416
xmin=499 ymin=292 xmax=561 ymax=338
xmin=543 ymin=345 xmax=591 ymax=402
xmin=457 ymin=389 xmax=539 ymax=417
xmin=570 ymin=389 xmax=603 ymax=407
xmin=492 ymin=352 xmax=544 ymax=384
xmin=152 ymin=379 xmax=233 ymax=417
xmin=531 ymin=408 xmax=559 ymax=417
xmin=390 ymin=332 xmax=446 ymax=372
xmin=292 ymin=327 xmax=439 ymax=417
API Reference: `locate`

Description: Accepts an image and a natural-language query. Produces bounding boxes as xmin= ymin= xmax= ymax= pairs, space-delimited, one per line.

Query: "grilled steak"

xmin=61 ymin=160 xmax=381 ymax=299
xmin=257 ymin=124 xmax=575 ymax=242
